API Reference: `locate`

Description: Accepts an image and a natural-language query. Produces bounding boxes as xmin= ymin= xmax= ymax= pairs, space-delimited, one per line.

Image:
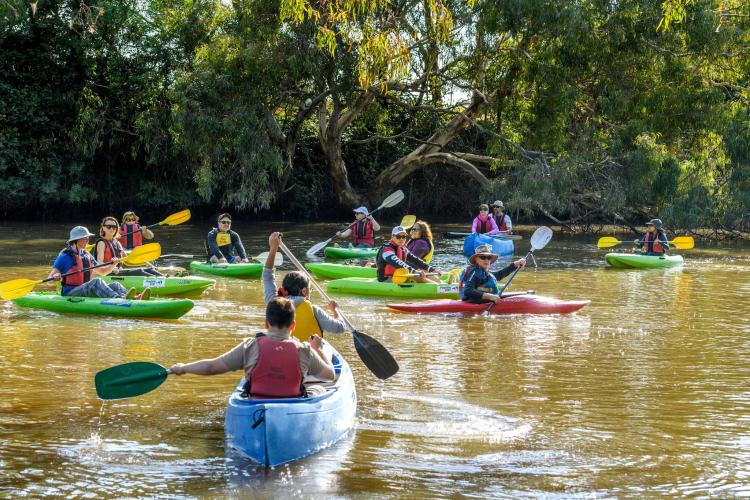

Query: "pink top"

xmin=471 ymin=216 xmax=499 ymax=235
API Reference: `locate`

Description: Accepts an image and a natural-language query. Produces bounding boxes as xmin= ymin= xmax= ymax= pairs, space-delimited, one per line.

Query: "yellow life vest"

xmin=293 ymin=299 xmax=323 ymax=338
xmin=215 ymin=231 xmax=232 ymax=247
xmin=424 ymin=240 xmax=435 ymax=263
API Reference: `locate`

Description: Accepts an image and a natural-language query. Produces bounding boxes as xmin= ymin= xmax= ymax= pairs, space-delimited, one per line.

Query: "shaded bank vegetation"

xmin=1 ymin=0 xmax=748 ymax=235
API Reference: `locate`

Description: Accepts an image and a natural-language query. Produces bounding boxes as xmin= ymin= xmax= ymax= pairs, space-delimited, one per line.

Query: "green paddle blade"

xmin=95 ymin=361 xmax=169 ymax=400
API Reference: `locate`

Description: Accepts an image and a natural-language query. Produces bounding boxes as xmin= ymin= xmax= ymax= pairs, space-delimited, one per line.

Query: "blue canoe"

xmin=224 ymin=346 xmax=357 ymax=467
xmin=463 ymin=232 xmax=514 ymax=258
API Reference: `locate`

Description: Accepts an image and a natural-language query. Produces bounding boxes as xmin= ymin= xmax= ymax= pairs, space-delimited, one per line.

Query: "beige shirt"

xmin=218 ymin=331 xmax=329 ymax=379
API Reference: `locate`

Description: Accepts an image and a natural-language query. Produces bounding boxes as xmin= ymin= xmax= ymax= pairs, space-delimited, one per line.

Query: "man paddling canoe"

xmin=169 ymin=297 xmax=335 ymax=397
xmin=491 ymin=200 xmax=513 ymax=233
xmin=459 ymin=244 xmax=526 ymax=304
xmin=205 ymin=213 xmax=250 ymax=264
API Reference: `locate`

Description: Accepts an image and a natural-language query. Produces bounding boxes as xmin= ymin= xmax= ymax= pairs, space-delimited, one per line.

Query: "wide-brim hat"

xmin=470 ymin=244 xmax=499 ymax=265
xmin=122 ymin=211 xmax=139 ymax=222
xmin=492 ymin=200 xmax=504 ymax=208
xmin=353 ymin=206 xmax=369 ymax=216
xmin=68 ymin=226 xmax=95 ymax=242
xmin=646 ymin=218 xmax=663 ymax=229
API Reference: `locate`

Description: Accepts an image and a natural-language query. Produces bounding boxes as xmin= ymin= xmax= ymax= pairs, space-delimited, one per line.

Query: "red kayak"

xmin=387 ymin=293 xmax=590 ymax=315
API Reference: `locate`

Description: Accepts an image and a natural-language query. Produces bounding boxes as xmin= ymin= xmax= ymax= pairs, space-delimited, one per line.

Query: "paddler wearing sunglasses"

xmin=458 ymin=244 xmax=526 ymax=304
xmin=376 ymin=226 xmax=440 ymax=283
xmin=206 ymin=213 xmax=250 ymax=264
xmin=94 ymin=216 xmax=162 ymax=277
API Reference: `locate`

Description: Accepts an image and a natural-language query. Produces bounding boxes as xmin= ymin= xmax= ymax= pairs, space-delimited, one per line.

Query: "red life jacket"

xmin=642 ymin=232 xmax=664 ymax=254
xmin=119 ymin=223 xmax=143 ymax=249
xmin=249 ymin=335 xmax=304 ymax=398
xmin=477 ymin=217 xmax=490 ymax=234
xmin=95 ymin=238 xmax=125 ymax=264
xmin=352 ymin=219 xmax=375 ymax=246
xmin=377 ymin=241 xmax=406 ymax=278
xmin=494 ymin=213 xmax=508 ymax=231
xmin=60 ymin=247 xmax=94 ymax=287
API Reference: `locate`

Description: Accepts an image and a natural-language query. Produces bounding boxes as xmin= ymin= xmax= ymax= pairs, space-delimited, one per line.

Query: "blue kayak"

xmin=224 ymin=346 xmax=356 ymax=467
xmin=463 ymin=233 xmax=514 ymax=258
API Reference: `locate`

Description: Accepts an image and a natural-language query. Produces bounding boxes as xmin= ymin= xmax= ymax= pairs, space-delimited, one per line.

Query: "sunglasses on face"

xmin=124 ymin=218 xmax=135 ymax=222
xmin=394 ymin=234 xmax=407 ymax=240
xmin=477 ymin=255 xmax=493 ymax=261
xmin=220 ymin=220 xmax=231 ymax=224
xmin=103 ymin=224 xmax=117 ymax=229
xmin=410 ymin=228 xmax=420 ymax=232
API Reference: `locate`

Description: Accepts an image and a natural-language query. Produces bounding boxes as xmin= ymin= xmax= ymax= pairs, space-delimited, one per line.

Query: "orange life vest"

xmin=376 ymin=241 xmax=406 ymax=280
xmin=60 ymin=247 xmax=94 ymax=287
xmin=494 ymin=213 xmax=508 ymax=231
xmin=95 ymin=238 xmax=125 ymax=264
xmin=249 ymin=335 xmax=304 ymax=398
xmin=642 ymin=232 xmax=664 ymax=254
xmin=352 ymin=219 xmax=375 ymax=246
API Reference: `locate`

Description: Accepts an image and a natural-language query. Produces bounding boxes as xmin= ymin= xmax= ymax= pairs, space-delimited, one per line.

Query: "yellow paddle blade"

xmin=160 ymin=209 xmax=191 ymax=226
xmin=0 ymin=278 xmax=43 ymax=301
xmin=121 ymin=243 xmax=162 ymax=265
xmin=85 ymin=243 xmax=95 ymax=253
xmin=391 ymin=268 xmax=410 ymax=284
xmin=400 ymin=215 xmax=416 ymax=229
xmin=672 ymin=236 xmax=694 ymax=249
xmin=597 ymin=236 xmax=622 ymax=248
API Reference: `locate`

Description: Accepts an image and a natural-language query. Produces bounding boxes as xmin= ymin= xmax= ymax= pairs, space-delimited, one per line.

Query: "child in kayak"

xmin=263 ymin=232 xmax=346 ymax=335
xmin=636 ymin=219 xmax=670 ymax=256
xmin=491 ymin=201 xmax=512 ymax=233
xmin=335 ymin=206 xmax=381 ymax=248
xmin=169 ymin=297 xmax=334 ymax=398
xmin=119 ymin=211 xmax=154 ymax=250
xmin=406 ymin=220 xmax=435 ymax=263
xmin=377 ymin=226 xmax=440 ymax=283
xmin=206 ymin=213 xmax=250 ymax=264
xmin=459 ymin=244 xmax=526 ymax=304
xmin=48 ymin=226 xmax=149 ymax=299
xmin=471 ymin=204 xmax=500 ymax=235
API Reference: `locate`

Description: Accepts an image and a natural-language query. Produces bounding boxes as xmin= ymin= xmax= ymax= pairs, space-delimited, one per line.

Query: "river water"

xmin=1 ymin=221 xmax=749 ymax=497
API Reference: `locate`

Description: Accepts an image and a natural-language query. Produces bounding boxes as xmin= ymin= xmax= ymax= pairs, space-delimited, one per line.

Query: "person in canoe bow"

xmin=472 ymin=204 xmax=500 ymax=235
xmin=263 ymin=232 xmax=346 ymax=335
xmin=206 ymin=213 xmax=250 ymax=264
xmin=377 ymin=226 xmax=440 ymax=283
xmin=48 ymin=226 xmax=148 ymax=300
xmin=94 ymin=216 xmax=162 ymax=277
xmin=459 ymin=244 xmax=526 ymax=304
xmin=335 ymin=206 xmax=381 ymax=248
xmin=491 ymin=200 xmax=512 ymax=233
xmin=636 ymin=219 xmax=670 ymax=256
xmin=169 ymin=297 xmax=335 ymax=398
xmin=406 ymin=220 xmax=435 ymax=263
xmin=120 ymin=211 xmax=154 ymax=250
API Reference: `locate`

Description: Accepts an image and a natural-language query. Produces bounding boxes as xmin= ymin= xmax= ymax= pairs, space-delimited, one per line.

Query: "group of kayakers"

xmin=42 ymin=201 xmax=674 ymax=401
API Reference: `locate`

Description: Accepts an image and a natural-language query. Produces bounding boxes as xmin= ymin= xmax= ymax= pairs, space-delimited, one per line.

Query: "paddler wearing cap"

xmin=336 ymin=206 xmax=381 ymax=248
xmin=635 ymin=219 xmax=670 ymax=256
xmin=458 ymin=244 xmax=526 ymax=304
xmin=491 ymin=201 xmax=512 ymax=233
xmin=120 ymin=211 xmax=154 ymax=250
xmin=376 ymin=226 xmax=440 ymax=283
xmin=47 ymin=226 xmax=147 ymax=299
xmin=471 ymin=204 xmax=501 ymax=235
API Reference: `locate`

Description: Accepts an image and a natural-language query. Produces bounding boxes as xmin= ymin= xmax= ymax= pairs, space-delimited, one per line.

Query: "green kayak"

xmin=323 ymin=247 xmax=378 ymax=259
xmin=188 ymin=261 xmax=263 ymax=278
xmin=13 ymin=292 xmax=193 ymax=319
xmin=100 ymin=275 xmax=215 ymax=297
xmin=605 ymin=253 xmax=684 ymax=269
xmin=326 ymin=277 xmax=459 ymax=299
xmin=305 ymin=262 xmax=376 ymax=280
